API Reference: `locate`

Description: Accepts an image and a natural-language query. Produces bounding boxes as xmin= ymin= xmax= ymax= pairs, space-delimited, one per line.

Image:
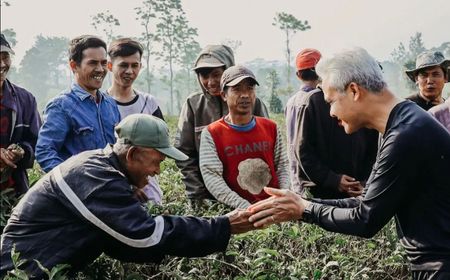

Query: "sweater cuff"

xmin=214 ymin=216 xmax=232 ymax=251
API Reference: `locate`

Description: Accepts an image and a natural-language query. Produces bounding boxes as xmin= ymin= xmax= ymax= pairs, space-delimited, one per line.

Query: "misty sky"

xmin=1 ymin=0 xmax=449 ymax=64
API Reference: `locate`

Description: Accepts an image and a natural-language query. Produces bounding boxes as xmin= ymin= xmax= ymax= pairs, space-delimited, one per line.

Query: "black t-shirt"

xmin=309 ymin=101 xmax=450 ymax=271
xmin=405 ymin=93 xmax=442 ymax=111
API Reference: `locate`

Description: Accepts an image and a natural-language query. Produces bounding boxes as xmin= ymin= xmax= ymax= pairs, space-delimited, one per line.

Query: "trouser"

xmin=412 ymin=270 xmax=450 ymax=280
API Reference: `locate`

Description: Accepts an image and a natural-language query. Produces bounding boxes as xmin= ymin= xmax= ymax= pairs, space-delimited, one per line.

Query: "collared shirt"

xmin=35 ymin=83 xmax=120 ymax=172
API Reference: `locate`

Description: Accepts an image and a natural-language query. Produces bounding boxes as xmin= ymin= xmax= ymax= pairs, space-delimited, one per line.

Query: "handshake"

xmin=226 ymin=187 xmax=310 ymax=234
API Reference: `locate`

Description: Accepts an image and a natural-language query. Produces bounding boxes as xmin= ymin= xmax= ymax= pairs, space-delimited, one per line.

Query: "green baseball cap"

xmin=115 ymin=114 xmax=188 ymax=161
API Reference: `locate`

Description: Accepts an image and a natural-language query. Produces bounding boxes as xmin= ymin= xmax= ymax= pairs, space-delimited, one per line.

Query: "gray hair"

xmin=112 ymin=142 xmax=132 ymax=157
xmin=316 ymin=47 xmax=386 ymax=93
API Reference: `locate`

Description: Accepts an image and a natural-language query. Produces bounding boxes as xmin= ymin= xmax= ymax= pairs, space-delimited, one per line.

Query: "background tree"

xmin=176 ymin=33 xmax=201 ymax=107
xmin=391 ymin=42 xmax=408 ymax=65
xmin=266 ymin=69 xmax=283 ymax=113
xmin=90 ymin=10 xmax=121 ymax=43
xmin=391 ymin=32 xmax=429 ymax=92
xmin=135 ymin=0 xmax=157 ymax=94
xmin=408 ymin=32 xmax=426 ymax=60
xmin=273 ymin=12 xmax=310 ymax=87
xmin=153 ymin=0 xmax=197 ymax=115
xmin=1 ymin=28 xmax=17 ymax=47
xmin=17 ymin=35 xmax=69 ymax=109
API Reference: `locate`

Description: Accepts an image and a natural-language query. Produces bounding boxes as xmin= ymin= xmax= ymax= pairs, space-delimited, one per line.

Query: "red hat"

xmin=295 ymin=48 xmax=321 ymax=70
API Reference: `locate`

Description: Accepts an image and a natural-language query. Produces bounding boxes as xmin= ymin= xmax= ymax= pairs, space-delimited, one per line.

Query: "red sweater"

xmin=207 ymin=117 xmax=280 ymax=203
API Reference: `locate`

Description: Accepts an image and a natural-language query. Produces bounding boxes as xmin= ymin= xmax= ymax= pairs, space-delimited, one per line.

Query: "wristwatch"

xmin=301 ymin=201 xmax=315 ymax=224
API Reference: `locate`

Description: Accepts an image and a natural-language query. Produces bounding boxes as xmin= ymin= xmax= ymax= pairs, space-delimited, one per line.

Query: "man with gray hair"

xmin=248 ymin=48 xmax=450 ymax=279
xmin=1 ymin=114 xmax=256 ymax=278
xmin=405 ymin=51 xmax=449 ymax=111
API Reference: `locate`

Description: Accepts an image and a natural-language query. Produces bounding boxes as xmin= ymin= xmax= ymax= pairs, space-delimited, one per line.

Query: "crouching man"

xmin=0 ymin=114 xmax=255 ymax=278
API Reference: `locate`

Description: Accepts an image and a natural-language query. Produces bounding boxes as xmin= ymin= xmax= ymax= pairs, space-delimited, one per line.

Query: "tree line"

xmin=2 ymin=0 xmax=449 ymax=115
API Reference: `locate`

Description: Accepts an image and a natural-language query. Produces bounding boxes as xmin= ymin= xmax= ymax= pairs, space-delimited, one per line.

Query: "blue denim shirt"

xmin=36 ymin=83 xmax=120 ymax=172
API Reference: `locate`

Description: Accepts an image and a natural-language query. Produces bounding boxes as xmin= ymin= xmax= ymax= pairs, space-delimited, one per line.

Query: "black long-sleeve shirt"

xmin=308 ymin=101 xmax=450 ymax=271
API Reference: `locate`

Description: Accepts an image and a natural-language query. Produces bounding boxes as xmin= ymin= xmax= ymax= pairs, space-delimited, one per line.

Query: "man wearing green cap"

xmin=1 ymin=114 xmax=255 ymax=278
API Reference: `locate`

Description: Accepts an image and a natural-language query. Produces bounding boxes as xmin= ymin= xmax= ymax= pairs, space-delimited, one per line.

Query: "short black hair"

xmin=296 ymin=68 xmax=319 ymax=81
xmin=69 ymin=35 xmax=107 ymax=65
xmin=108 ymin=38 xmax=143 ymax=60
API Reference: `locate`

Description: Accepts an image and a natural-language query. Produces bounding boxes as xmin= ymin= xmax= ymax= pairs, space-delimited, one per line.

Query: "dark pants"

xmin=412 ymin=271 xmax=450 ymax=280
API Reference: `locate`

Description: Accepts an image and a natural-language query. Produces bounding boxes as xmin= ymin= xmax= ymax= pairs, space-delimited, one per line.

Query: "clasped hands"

xmin=0 ymin=147 xmax=24 ymax=170
xmin=227 ymin=187 xmax=309 ymax=234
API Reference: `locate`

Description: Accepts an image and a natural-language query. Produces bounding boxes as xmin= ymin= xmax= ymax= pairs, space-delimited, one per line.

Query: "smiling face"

xmin=322 ymin=80 xmax=363 ymax=134
xmin=126 ymin=147 xmax=166 ymax=188
xmin=108 ymin=52 xmax=141 ymax=88
xmin=222 ymin=78 xmax=256 ymax=117
xmin=0 ymin=52 xmax=11 ymax=88
xmin=198 ymin=67 xmax=225 ymax=96
xmin=70 ymin=47 xmax=107 ymax=95
xmin=416 ymin=66 xmax=446 ymax=102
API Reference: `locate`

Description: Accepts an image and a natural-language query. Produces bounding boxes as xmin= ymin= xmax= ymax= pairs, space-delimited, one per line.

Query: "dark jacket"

xmin=35 ymin=83 xmax=120 ymax=172
xmin=0 ymin=146 xmax=230 ymax=278
xmin=286 ymin=88 xmax=378 ymax=198
xmin=309 ymin=101 xmax=450 ymax=271
xmin=1 ymin=79 xmax=41 ymax=194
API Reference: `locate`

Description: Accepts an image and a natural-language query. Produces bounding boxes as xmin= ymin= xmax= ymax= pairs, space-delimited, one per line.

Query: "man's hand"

xmin=133 ymin=187 xmax=149 ymax=203
xmin=0 ymin=148 xmax=17 ymax=169
xmin=339 ymin=174 xmax=363 ymax=197
xmin=247 ymin=187 xmax=306 ymax=228
xmin=226 ymin=209 xmax=256 ymax=234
